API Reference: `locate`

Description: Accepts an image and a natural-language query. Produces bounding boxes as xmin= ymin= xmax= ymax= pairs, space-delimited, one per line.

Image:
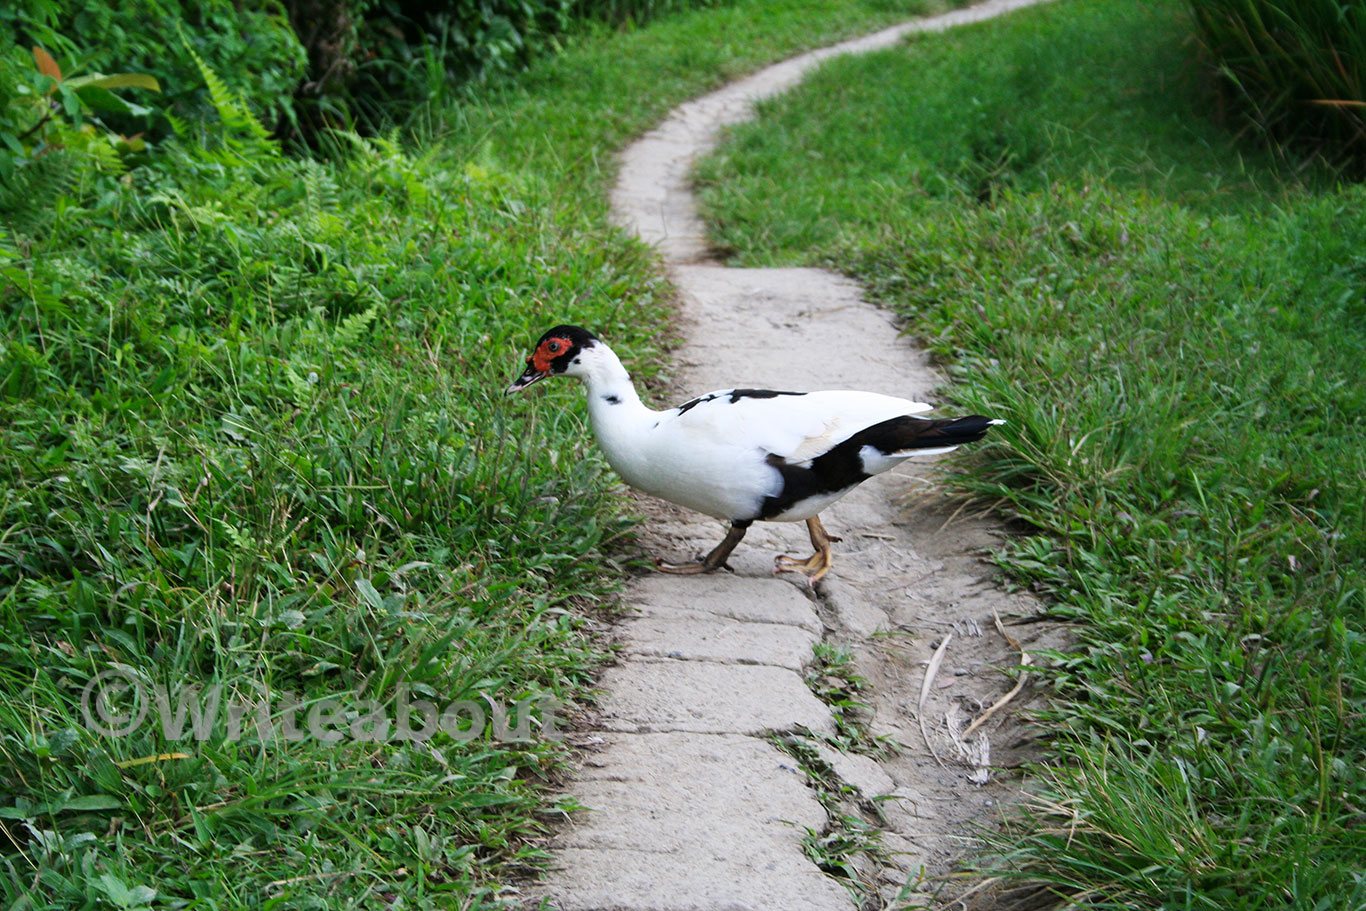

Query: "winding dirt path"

xmin=532 ymin=2 xmax=1060 ymax=909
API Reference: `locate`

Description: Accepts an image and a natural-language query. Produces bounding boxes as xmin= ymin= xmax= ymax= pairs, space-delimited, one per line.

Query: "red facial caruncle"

xmin=531 ymin=336 xmax=573 ymax=373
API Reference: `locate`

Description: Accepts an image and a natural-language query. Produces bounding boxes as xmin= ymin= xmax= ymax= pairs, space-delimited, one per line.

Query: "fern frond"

xmin=281 ymin=362 xmax=317 ymax=404
xmin=298 ymin=159 xmax=342 ymax=235
xmin=165 ymin=111 xmax=191 ymax=138
xmin=329 ymin=130 xmax=374 ymax=158
xmin=81 ymin=138 xmax=126 ymax=176
xmin=334 ymin=303 xmax=380 ymax=351
xmin=181 ymin=34 xmax=278 ymax=155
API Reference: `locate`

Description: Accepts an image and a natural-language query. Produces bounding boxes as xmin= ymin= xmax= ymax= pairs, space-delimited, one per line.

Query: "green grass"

xmin=804 ymin=641 xmax=887 ymax=756
xmin=1 ymin=119 xmax=643 ymax=911
xmin=433 ymin=0 xmax=970 ymax=216
xmin=697 ymin=0 xmax=1366 ymax=907
xmin=771 ymin=730 xmax=892 ymax=903
xmin=1187 ymin=0 xmax=1366 ymax=173
xmin=0 ymin=1 xmax=975 ymax=907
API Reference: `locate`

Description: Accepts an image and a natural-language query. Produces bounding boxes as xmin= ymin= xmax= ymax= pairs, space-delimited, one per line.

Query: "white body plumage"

xmin=576 ymin=344 xmax=952 ymax=522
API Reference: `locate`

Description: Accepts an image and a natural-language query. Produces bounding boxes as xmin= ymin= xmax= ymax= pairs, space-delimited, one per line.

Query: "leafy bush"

xmin=1 ymin=0 xmax=306 ymax=136
xmin=1187 ymin=0 xmax=1366 ymax=172
xmin=0 ymin=46 xmax=161 ymax=234
xmin=337 ymin=0 xmax=723 ymax=122
xmin=2 ymin=0 xmax=724 ymax=151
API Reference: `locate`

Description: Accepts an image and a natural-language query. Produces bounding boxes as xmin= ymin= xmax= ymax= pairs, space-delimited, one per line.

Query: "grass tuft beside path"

xmin=698 ymin=0 xmax=1366 ymax=906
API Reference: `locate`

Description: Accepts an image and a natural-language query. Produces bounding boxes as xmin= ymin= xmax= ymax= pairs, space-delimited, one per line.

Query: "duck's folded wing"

xmin=665 ymin=388 xmax=933 ymax=463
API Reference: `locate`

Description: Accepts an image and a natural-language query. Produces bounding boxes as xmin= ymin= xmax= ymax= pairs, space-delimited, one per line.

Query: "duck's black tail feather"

xmin=756 ymin=414 xmax=1000 ymax=520
xmin=898 ymin=414 xmax=1000 ymax=449
xmin=844 ymin=414 xmax=1000 ymax=455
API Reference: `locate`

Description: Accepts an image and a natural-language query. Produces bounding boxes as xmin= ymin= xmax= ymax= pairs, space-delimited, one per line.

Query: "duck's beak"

xmin=506 ymin=361 xmax=548 ymax=395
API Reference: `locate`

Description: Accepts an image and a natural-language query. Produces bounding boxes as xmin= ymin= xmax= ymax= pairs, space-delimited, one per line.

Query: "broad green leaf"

xmin=128 ymin=885 xmax=157 ymax=906
xmin=74 ymin=85 xmax=134 ymax=116
xmin=67 ymin=73 xmax=161 ymax=93
xmin=56 ymin=83 xmax=81 ymax=121
xmin=354 ymin=578 xmax=384 ymax=610
xmin=61 ymin=794 xmax=123 ymax=812
xmin=97 ymin=874 xmax=131 ymax=907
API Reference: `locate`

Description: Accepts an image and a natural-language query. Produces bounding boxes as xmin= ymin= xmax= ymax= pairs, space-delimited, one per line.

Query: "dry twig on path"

xmin=963 ymin=610 xmax=1032 ymax=738
xmin=918 ymin=632 xmax=953 ymax=769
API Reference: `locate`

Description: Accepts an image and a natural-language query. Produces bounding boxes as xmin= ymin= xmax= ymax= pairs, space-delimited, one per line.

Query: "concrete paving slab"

xmin=813 ymin=743 xmax=897 ymax=799
xmin=560 ymin=733 xmax=825 ymax=847
xmin=595 ymin=660 xmax=835 ymax=736
xmin=540 ymin=846 xmax=855 ymax=911
xmin=622 ymin=613 xmax=820 ymax=670
xmin=538 ymin=733 xmax=853 ymax=911
xmin=628 ymin=573 xmax=823 ymax=633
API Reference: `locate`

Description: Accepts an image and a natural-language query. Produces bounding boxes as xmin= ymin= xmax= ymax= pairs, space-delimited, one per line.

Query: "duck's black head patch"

xmin=530 ymin=325 xmax=599 ymax=375
xmin=507 ymin=324 xmax=600 ymax=394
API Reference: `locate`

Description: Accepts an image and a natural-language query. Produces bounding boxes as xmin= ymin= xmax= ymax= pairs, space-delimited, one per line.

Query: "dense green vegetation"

xmin=1188 ymin=0 xmax=1366 ymax=173
xmin=1 ymin=67 xmax=655 ymax=911
xmin=2 ymin=0 xmax=733 ymax=144
xmin=1 ymin=1 xmax=305 ymax=155
xmin=698 ymin=0 xmax=1366 ymax=906
xmin=0 ymin=1 xmax=962 ymax=907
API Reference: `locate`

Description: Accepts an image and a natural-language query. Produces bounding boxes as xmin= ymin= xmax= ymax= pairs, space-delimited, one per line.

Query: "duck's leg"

xmin=656 ymin=521 xmax=750 ymax=574
xmin=773 ymin=516 xmax=842 ymax=583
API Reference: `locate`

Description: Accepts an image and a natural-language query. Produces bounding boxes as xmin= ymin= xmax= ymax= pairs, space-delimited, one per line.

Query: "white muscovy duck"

xmin=507 ymin=325 xmax=1000 ymax=582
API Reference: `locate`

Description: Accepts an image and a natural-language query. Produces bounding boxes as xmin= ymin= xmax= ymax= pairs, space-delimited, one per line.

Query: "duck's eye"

xmin=547 ymin=341 xmax=562 ymax=354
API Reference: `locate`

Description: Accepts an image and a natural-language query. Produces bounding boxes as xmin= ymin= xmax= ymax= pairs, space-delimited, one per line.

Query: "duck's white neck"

xmin=579 ymin=345 xmax=653 ymax=422
xmin=571 ymin=343 xmax=674 ymax=508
